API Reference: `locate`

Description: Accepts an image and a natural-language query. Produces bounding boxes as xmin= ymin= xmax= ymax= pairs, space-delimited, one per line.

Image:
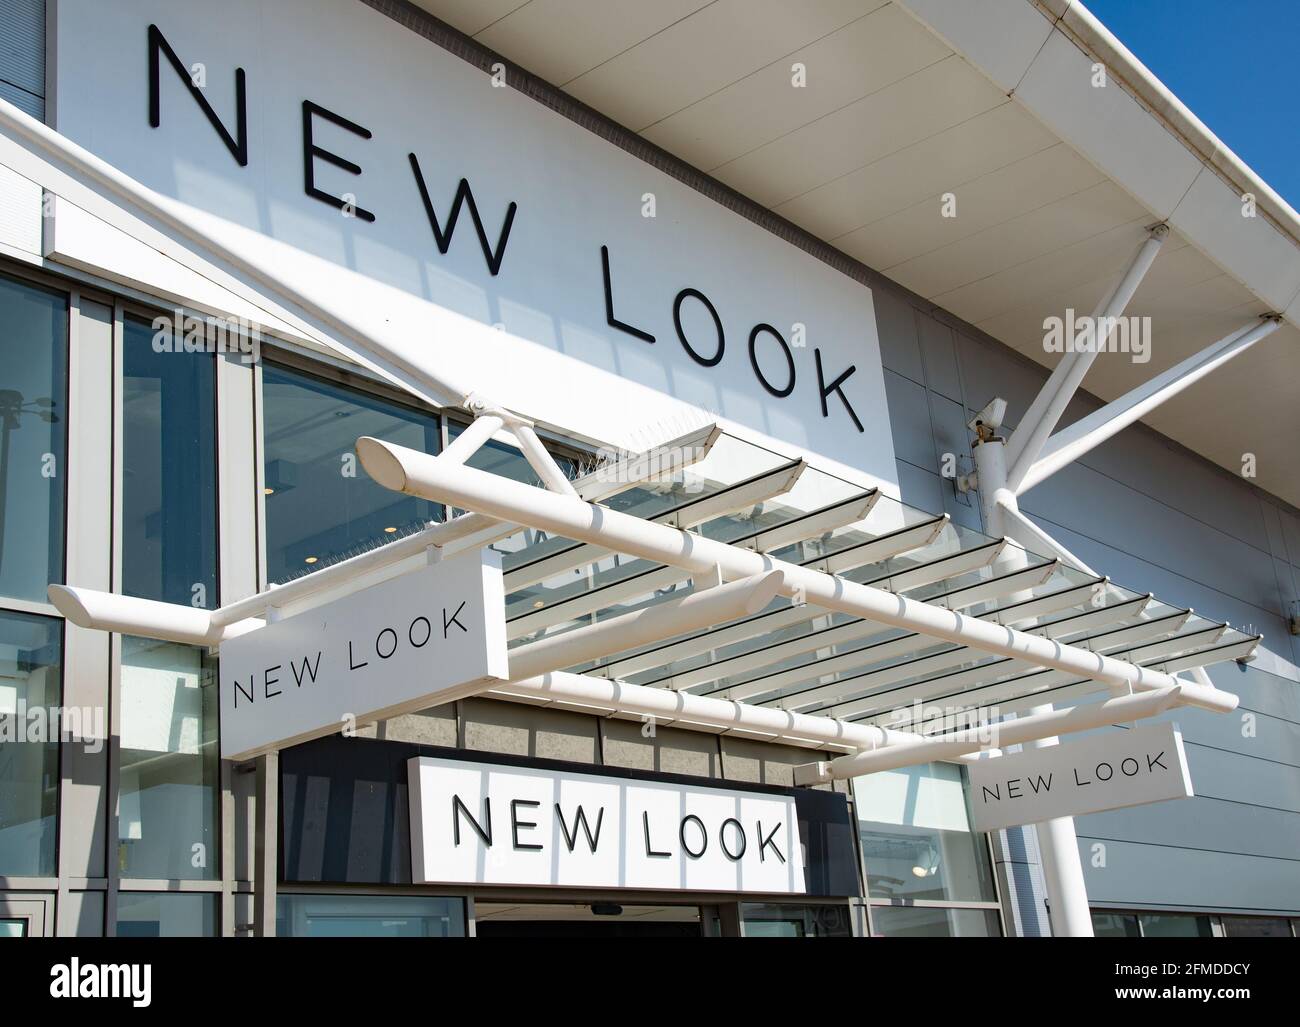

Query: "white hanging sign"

xmin=219 ymin=550 xmax=508 ymax=761
xmin=967 ymin=722 xmax=1194 ymax=832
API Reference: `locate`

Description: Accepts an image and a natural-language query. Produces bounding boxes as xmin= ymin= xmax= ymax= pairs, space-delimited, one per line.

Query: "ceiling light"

xmin=304 ymin=556 xmax=318 ymax=564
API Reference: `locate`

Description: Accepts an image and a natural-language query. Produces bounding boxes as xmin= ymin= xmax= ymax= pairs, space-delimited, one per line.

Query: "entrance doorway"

xmin=474 ymin=902 xmax=703 ymax=938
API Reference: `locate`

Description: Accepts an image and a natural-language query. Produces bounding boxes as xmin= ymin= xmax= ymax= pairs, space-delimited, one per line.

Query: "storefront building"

xmin=0 ymin=0 xmax=1297 ymax=938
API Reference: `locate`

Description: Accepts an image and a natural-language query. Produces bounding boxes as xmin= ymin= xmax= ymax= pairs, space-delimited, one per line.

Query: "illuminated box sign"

xmin=408 ymin=755 xmax=807 ymax=894
xmin=967 ymin=722 xmax=1194 ymax=833
xmin=218 ymin=551 xmax=508 ymax=761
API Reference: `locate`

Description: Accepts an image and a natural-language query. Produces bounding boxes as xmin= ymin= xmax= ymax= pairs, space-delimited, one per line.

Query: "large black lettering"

xmin=409 ymin=156 xmax=517 ymax=276
xmin=814 ymin=348 xmax=864 ymax=432
xmin=748 ymin=323 xmax=795 ymax=398
xmin=302 ymin=101 xmax=376 ymax=222
xmin=757 ymin=820 xmax=785 ymax=864
xmin=556 ymin=804 xmax=605 ymax=853
xmin=290 ymin=652 xmax=322 ymax=687
xmin=673 ymin=288 xmax=725 ymax=367
xmin=600 ymin=246 xmax=655 ymax=343
xmin=148 ymin=24 xmax=247 ymax=166
xmin=452 ymin=794 xmax=492 ymax=846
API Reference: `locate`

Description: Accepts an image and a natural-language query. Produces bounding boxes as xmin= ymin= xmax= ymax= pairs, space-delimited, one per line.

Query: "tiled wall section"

xmin=872 ymin=285 xmax=1300 ymax=916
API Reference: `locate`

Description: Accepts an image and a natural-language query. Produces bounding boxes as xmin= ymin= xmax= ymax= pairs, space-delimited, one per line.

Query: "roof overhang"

xmin=410 ymin=0 xmax=1300 ymax=505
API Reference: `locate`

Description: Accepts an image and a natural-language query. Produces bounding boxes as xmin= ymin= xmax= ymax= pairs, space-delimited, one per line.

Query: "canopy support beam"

xmin=1018 ymin=315 xmax=1282 ymax=494
xmin=1005 ymin=225 xmax=1169 ymax=491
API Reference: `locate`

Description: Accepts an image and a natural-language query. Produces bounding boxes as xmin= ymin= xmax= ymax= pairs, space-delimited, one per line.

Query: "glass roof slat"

xmin=1145 ymin=635 xmax=1259 ymax=673
xmin=1071 ymin=609 xmax=1193 ymax=651
xmin=734 ymin=490 xmax=880 ymax=554
xmin=927 ymin=560 xmax=1059 ymax=610
xmin=804 ymin=514 xmax=949 ymax=575
xmin=852 ymin=538 xmax=1006 ymax=594
xmin=502 ymin=458 xmax=806 ymax=591
xmin=506 ymin=565 xmax=692 ymax=640
xmin=1115 ymin=623 xmax=1229 ymax=664
xmin=1033 ymin=593 xmax=1154 ymax=639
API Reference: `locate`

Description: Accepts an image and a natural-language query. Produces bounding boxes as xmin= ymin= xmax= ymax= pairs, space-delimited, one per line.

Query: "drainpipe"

xmin=971 ymin=426 xmax=1095 ymax=938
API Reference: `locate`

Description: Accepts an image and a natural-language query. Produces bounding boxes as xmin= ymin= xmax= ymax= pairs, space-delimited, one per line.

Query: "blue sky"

xmin=1084 ymin=0 xmax=1300 ymax=210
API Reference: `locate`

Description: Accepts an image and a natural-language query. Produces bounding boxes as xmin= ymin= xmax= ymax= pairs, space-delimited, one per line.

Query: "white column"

xmin=972 ymin=434 xmax=1094 ymax=937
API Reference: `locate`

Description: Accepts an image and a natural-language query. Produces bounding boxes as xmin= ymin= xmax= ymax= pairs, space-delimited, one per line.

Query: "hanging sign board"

xmin=408 ymin=755 xmax=807 ymax=894
xmin=219 ymin=550 xmax=508 ymax=761
xmin=967 ymin=722 xmax=1194 ymax=832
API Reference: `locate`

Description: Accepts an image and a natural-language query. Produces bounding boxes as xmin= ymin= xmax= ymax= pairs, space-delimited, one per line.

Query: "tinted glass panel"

xmin=1092 ymin=912 xmax=1142 ymax=937
xmin=1221 ymin=916 xmax=1292 ymax=938
xmin=854 ymin=762 xmax=997 ymax=903
xmin=276 ymin=894 xmax=465 ymax=937
xmin=0 ymin=611 xmax=61 ymax=876
xmin=115 ymin=892 xmax=216 ymax=937
xmin=118 ymin=637 xmax=219 ymax=880
xmin=0 ymin=275 xmax=66 ymax=602
xmin=1138 ymin=913 xmax=1214 ymax=938
xmin=741 ymin=903 xmax=852 ymax=937
xmin=122 ymin=317 xmax=217 ymax=606
xmin=870 ymin=905 xmax=1001 ymax=937
xmin=262 ymin=363 xmax=441 ymax=583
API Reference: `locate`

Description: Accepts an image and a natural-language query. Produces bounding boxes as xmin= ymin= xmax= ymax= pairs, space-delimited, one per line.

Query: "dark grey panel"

xmin=896 ymin=460 xmax=944 ymax=515
xmin=871 ymin=289 xmax=924 ymax=383
xmin=916 ymin=313 xmax=963 ymax=402
xmin=883 ymin=369 xmax=936 ymax=469
xmin=1078 ymin=837 xmax=1300 ymax=915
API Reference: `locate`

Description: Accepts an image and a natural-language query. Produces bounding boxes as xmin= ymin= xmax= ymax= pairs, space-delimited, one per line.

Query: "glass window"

xmin=115 ymin=892 xmax=216 ymax=937
xmin=261 ymin=363 xmax=441 ymax=583
xmin=122 ymin=316 xmax=217 ymax=606
xmin=853 ymin=762 xmax=997 ymax=903
xmin=1138 ymin=913 xmax=1214 ymax=938
xmin=117 ymin=637 xmax=218 ymax=880
xmin=0 ymin=611 xmax=61 ymax=876
xmin=0 ymin=274 xmax=66 ymax=603
xmin=0 ymin=918 xmax=27 ymax=937
xmin=870 ymin=905 xmax=1001 ymax=938
xmin=741 ymin=903 xmax=852 ymax=937
xmin=276 ymin=894 xmax=465 ymax=937
xmin=1092 ymin=911 xmax=1141 ymax=937
xmin=1221 ymin=916 xmax=1293 ymax=938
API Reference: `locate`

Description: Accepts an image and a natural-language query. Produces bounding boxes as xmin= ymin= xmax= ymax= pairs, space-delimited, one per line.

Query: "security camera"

xmin=967 ymin=398 xmax=1007 ymax=441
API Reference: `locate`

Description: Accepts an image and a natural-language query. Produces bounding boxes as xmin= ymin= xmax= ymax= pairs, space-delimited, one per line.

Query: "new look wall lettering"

xmin=56 ymin=0 xmax=897 ymax=483
xmin=143 ymin=22 xmax=864 ymax=432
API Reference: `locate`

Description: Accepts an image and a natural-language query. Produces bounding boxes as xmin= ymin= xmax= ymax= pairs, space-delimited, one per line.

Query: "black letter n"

xmin=149 ymin=24 xmax=248 ymax=167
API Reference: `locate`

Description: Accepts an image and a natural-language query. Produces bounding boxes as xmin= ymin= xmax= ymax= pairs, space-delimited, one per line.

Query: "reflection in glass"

xmin=741 ymin=903 xmax=851 ymax=938
xmin=262 ymin=363 xmax=441 ymax=583
xmin=118 ymin=637 xmax=218 ymax=880
xmin=1092 ymin=912 xmax=1142 ymax=937
xmin=115 ymin=892 xmax=216 ymax=937
xmin=854 ymin=762 xmax=997 ymax=903
xmin=870 ymin=904 xmax=1001 ymax=937
xmin=1221 ymin=916 xmax=1293 ymax=938
xmin=1138 ymin=913 xmax=1214 ymax=938
xmin=276 ymin=894 xmax=465 ymax=937
xmin=0 ymin=611 xmax=61 ymax=875
xmin=122 ymin=317 xmax=217 ymax=606
xmin=0 ymin=275 xmax=66 ymax=602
